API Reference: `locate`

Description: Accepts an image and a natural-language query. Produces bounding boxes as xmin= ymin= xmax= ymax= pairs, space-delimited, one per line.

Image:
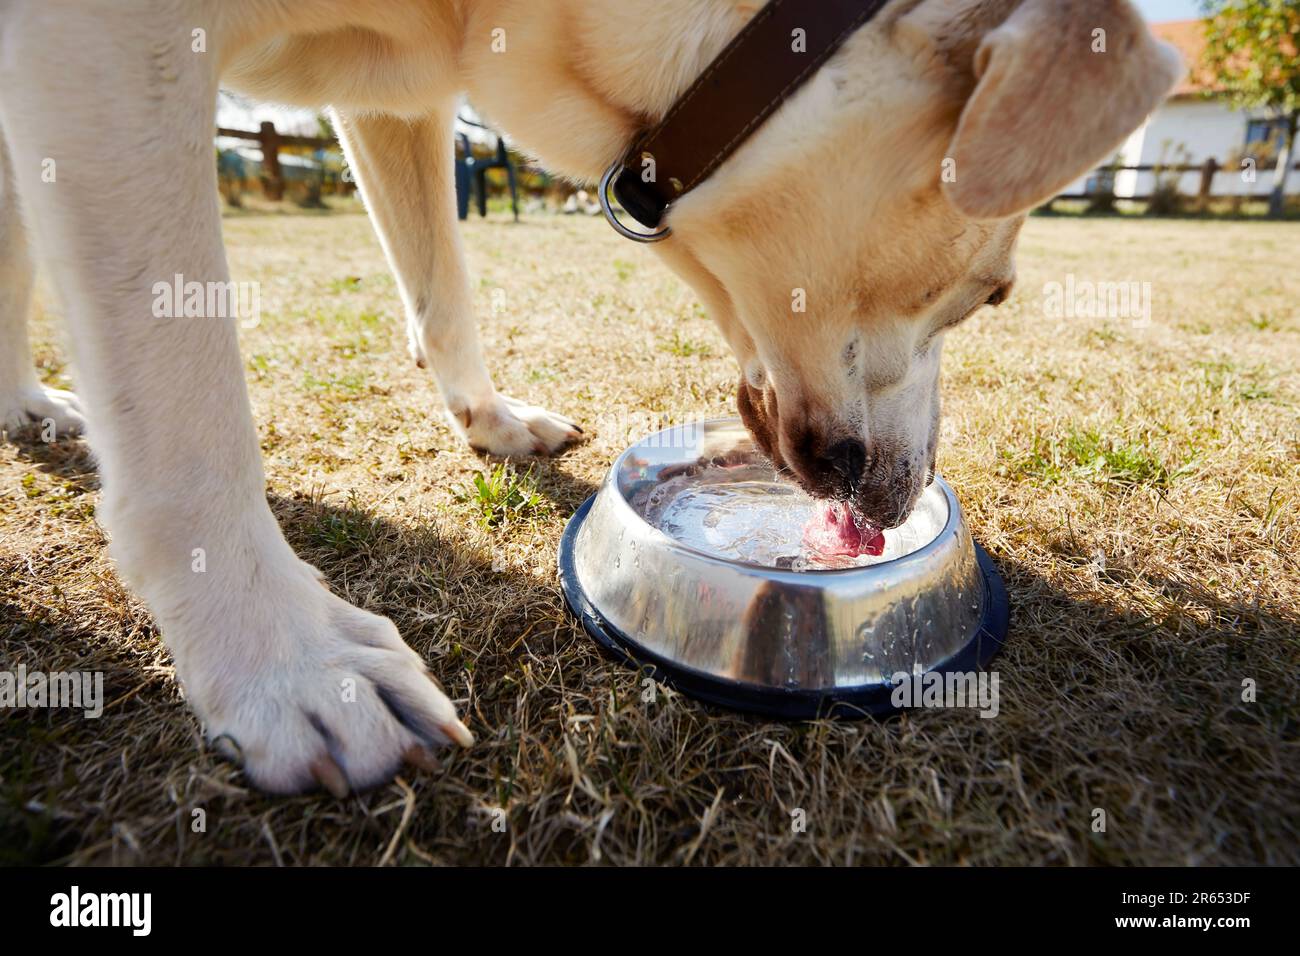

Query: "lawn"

xmin=2 ymin=206 xmax=1297 ymax=865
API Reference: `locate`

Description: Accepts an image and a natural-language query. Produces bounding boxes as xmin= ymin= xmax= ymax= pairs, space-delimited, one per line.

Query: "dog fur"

xmin=0 ymin=0 xmax=1180 ymax=794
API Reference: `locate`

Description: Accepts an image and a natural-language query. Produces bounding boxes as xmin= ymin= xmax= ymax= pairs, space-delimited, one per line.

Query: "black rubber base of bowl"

xmin=558 ymin=494 xmax=1010 ymax=720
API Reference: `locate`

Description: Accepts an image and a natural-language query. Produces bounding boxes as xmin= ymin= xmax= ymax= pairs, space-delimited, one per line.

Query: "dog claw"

xmin=311 ymin=756 xmax=350 ymax=798
xmin=440 ymin=718 xmax=475 ymax=748
xmin=403 ymin=745 xmax=441 ymax=772
xmin=449 ymin=394 xmax=582 ymax=457
xmin=210 ymin=733 xmax=244 ymax=764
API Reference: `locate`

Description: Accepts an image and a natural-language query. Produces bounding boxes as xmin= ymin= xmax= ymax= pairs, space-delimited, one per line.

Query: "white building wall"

xmin=1062 ymin=97 xmax=1299 ymax=199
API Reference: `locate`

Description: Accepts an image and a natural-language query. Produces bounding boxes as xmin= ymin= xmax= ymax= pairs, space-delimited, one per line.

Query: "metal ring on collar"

xmin=599 ymin=161 xmax=672 ymax=243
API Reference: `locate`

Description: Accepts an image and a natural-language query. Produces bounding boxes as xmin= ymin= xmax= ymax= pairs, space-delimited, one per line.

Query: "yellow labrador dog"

xmin=0 ymin=0 xmax=1179 ymax=794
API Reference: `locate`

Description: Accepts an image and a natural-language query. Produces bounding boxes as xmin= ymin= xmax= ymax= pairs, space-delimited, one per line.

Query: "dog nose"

xmin=850 ymin=451 xmax=923 ymax=530
xmin=827 ymin=438 xmax=867 ymax=489
xmin=866 ymin=495 xmax=913 ymax=530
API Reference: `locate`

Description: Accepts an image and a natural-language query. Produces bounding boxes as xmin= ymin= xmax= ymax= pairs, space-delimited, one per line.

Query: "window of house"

xmin=1244 ymin=118 xmax=1289 ymax=164
xmin=1084 ymin=168 xmax=1116 ymax=196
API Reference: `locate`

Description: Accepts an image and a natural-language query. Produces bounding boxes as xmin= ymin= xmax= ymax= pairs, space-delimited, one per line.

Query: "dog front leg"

xmin=334 ymin=107 xmax=582 ymax=456
xmin=0 ymin=125 xmax=85 ymax=438
xmin=0 ymin=4 xmax=470 ymax=794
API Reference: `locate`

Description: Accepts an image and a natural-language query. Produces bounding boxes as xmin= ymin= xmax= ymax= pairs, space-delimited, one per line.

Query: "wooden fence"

xmin=216 ymin=121 xmax=338 ymax=201
xmin=1055 ymin=157 xmax=1300 ymax=205
xmin=220 ymin=120 xmax=1297 ymax=207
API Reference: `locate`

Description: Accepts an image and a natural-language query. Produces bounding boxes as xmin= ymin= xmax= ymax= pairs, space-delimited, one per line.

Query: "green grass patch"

xmin=301 ymin=371 xmax=368 ymax=396
xmin=456 ymin=462 xmax=547 ymax=529
xmin=329 ymin=334 xmax=373 ymax=359
xmin=1248 ymin=311 xmax=1284 ymax=332
xmin=307 ymin=492 xmax=379 ymax=554
xmin=327 ymin=276 xmax=364 ymax=294
xmin=312 ymin=307 xmax=384 ymax=330
xmin=1000 ymin=427 xmax=1187 ymax=488
xmin=1195 ymin=360 xmax=1278 ymax=404
xmin=660 ymin=330 xmax=712 ymax=358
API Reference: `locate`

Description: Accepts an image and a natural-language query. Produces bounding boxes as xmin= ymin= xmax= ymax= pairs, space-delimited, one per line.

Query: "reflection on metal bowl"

xmin=559 ymin=419 xmax=1008 ymax=718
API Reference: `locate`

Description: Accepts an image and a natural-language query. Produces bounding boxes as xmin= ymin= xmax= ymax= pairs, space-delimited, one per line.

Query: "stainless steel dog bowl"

xmin=559 ymin=419 xmax=1008 ymax=718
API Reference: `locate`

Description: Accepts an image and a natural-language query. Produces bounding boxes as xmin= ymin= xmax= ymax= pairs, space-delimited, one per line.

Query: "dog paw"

xmin=448 ymin=393 xmax=582 ymax=456
xmin=175 ymin=560 xmax=473 ymax=796
xmin=0 ymin=383 xmax=85 ymax=438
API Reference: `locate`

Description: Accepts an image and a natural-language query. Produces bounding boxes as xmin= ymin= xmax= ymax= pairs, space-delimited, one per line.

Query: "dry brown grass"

xmin=2 ymin=205 xmax=1297 ymax=865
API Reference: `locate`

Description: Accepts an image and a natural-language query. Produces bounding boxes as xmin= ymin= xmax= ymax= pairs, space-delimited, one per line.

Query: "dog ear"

xmin=941 ymin=0 xmax=1183 ymax=220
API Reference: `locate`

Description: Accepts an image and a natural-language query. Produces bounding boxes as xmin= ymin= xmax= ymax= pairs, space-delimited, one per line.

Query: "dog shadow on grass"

xmin=264 ymin=453 xmax=600 ymax=658
xmin=5 ymin=426 xmax=1299 ymax=863
xmin=5 ymin=427 xmax=1295 ymax=731
xmin=5 ymin=427 xmax=597 ymax=507
xmin=503 ymin=453 xmax=600 ymax=514
xmin=5 ymin=429 xmax=99 ymax=494
xmin=993 ymin=549 xmax=1300 ymax=709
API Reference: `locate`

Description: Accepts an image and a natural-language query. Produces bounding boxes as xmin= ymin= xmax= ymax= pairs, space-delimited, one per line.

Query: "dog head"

xmin=655 ymin=0 xmax=1181 ymax=527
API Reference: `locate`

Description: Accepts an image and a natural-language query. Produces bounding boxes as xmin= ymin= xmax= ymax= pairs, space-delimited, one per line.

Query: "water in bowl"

xmin=635 ymin=464 xmax=946 ymax=571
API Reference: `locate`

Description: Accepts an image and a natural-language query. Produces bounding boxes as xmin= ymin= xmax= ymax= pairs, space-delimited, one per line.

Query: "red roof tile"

xmin=1151 ymin=19 xmax=1217 ymax=96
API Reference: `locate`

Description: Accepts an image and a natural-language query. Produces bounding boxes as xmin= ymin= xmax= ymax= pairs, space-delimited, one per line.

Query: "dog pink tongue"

xmin=802 ymin=502 xmax=885 ymax=558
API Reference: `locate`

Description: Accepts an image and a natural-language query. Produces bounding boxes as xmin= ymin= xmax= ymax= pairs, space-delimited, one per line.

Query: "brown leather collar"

xmin=601 ymin=0 xmax=891 ymax=242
